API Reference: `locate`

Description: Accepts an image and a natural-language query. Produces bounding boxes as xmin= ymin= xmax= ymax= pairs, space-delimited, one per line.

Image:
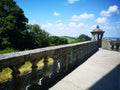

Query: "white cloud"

xmin=41 ymin=21 xmax=120 ymax=37
xmin=100 ymin=5 xmax=119 ymax=16
xmin=96 ymin=17 xmax=107 ymax=23
xmin=68 ymin=0 xmax=79 ymax=4
xmin=41 ymin=22 xmax=92 ymax=37
xmin=55 ymin=23 xmax=66 ymax=30
xmin=41 ymin=23 xmax=53 ymax=29
xmin=69 ymin=22 xmax=78 ymax=27
xmin=56 ymin=20 xmax=62 ymax=23
xmin=115 ymin=21 xmax=120 ymax=29
xmin=71 ymin=13 xmax=94 ymax=21
xmin=53 ymin=12 xmax=60 ymax=16
xmin=68 ymin=22 xmax=85 ymax=28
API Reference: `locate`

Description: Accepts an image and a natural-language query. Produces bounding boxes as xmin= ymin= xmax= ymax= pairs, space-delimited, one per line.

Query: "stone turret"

xmin=91 ymin=25 xmax=104 ymax=47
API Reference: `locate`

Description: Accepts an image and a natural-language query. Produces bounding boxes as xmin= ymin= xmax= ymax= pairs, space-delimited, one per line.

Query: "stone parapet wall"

xmin=109 ymin=40 xmax=120 ymax=51
xmin=102 ymin=40 xmax=120 ymax=51
xmin=0 ymin=41 xmax=98 ymax=90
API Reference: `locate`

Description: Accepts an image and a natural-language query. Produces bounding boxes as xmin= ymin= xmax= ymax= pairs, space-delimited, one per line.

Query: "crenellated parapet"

xmin=0 ymin=41 xmax=98 ymax=90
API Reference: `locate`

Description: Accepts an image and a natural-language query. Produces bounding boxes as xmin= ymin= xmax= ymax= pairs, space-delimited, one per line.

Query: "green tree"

xmin=49 ymin=36 xmax=68 ymax=46
xmin=0 ymin=0 xmax=28 ymax=50
xmin=71 ymin=34 xmax=91 ymax=43
xmin=26 ymin=24 xmax=50 ymax=48
xmin=77 ymin=34 xmax=91 ymax=42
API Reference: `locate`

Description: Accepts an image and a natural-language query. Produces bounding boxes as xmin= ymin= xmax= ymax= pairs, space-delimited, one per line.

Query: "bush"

xmin=0 ymin=48 xmax=18 ymax=54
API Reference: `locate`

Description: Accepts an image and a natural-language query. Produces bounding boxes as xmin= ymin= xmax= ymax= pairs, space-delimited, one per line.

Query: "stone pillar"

xmin=69 ymin=47 xmax=73 ymax=65
xmin=59 ymin=49 xmax=66 ymax=73
xmin=10 ymin=65 xmax=23 ymax=90
xmin=42 ymin=55 xmax=51 ymax=85
xmin=53 ymin=55 xmax=59 ymax=76
xmin=31 ymin=61 xmax=39 ymax=84
xmin=92 ymin=34 xmax=95 ymax=41
xmin=28 ymin=60 xmax=41 ymax=90
xmin=65 ymin=51 xmax=69 ymax=72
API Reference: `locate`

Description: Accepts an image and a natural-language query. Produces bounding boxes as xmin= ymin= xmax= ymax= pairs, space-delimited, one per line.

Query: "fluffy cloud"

xmin=68 ymin=0 xmax=79 ymax=4
xmin=53 ymin=12 xmax=60 ymax=16
xmin=71 ymin=13 xmax=94 ymax=21
xmin=55 ymin=23 xmax=66 ymax=30
xmin=96 ymin=17 xmax=107 ymax=23
xmin=68 ymin=22 xmax=85 ymax=28
xmin=41 ymin=21 xmax=120 ymax=37
xmin=100 ymin=5 xmax=119 ymax=16
xmin=56 ymin=20 xmax=62 ymax=23
xmin=41 ymin=22 xmax=92 ymax=36
xmin=41 ymin=23 xmax=53 ymax=29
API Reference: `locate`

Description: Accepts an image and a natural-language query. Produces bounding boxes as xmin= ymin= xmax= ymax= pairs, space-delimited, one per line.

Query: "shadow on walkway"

xmin=88 ymin=64 xmax=120 ymax=90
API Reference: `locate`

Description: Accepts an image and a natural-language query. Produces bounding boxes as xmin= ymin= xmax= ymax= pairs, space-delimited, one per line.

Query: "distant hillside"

xmin=61 ymin=36 xmax=76 ymax=43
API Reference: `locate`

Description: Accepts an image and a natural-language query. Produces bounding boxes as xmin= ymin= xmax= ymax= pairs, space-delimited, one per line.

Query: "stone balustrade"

xmin=0 ymin=41 xmax=98 ymax=90
xmin=109 ymin=40 xmax=120 ymax=51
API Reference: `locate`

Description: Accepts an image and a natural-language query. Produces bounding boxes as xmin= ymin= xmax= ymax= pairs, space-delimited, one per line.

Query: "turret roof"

xmin=91 ymin=25 xmax=104 ymax=33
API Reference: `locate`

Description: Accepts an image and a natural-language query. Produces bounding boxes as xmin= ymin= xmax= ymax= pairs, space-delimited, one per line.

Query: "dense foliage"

xmin=49 ymin=36 xmax=68 ymax=46
xmin=0 ymin=0 xmax=28 ymax=50
xmin=25 ymin=24 xmax=51 ymax=49
xmin=71 ymin=34 xmax=91 ymax=43
xmin=77 ymin=34 xmax=91 ymax=42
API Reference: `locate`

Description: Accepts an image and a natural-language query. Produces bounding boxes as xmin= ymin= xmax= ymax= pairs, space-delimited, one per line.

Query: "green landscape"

xmin=0 ymin=0 xmax=91 ymax=54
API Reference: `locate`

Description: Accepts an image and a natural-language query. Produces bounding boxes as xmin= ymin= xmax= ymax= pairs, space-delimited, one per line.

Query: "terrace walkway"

xmin=49 ymin=49 xmax=120 ymax=90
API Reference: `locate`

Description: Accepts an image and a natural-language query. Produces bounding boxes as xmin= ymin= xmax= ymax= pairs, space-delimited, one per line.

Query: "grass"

xmin=61 ymin=36 xmax=76 ymax=43
xmin=0 ymin=58 xmax=53 ymax=83
xmin=0 ymin=48 xmax=18 ymax=54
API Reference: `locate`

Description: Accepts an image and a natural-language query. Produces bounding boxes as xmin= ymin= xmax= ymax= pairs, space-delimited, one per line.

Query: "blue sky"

xmin=15 ymin=0 xmax=120 ymax=37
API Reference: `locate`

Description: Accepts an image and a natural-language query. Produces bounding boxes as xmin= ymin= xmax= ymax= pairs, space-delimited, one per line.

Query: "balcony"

xmin=0 ymin=41 xmax=98 ymax=90
xmin=50 ymin=49 xmax=120 ymax=90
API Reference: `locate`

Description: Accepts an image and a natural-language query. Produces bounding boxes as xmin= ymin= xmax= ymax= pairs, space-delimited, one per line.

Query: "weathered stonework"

xmin=0 ymin=41 xmax=98 ymax=90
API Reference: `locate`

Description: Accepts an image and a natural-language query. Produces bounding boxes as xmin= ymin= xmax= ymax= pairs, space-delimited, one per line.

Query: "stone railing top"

xmin=0 ymin=41 xmax=95 ymax=61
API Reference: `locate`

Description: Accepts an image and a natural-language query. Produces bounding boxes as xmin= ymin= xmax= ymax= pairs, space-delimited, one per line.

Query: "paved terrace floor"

xmin=49 ymin=49 xmax=120 ymax=90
